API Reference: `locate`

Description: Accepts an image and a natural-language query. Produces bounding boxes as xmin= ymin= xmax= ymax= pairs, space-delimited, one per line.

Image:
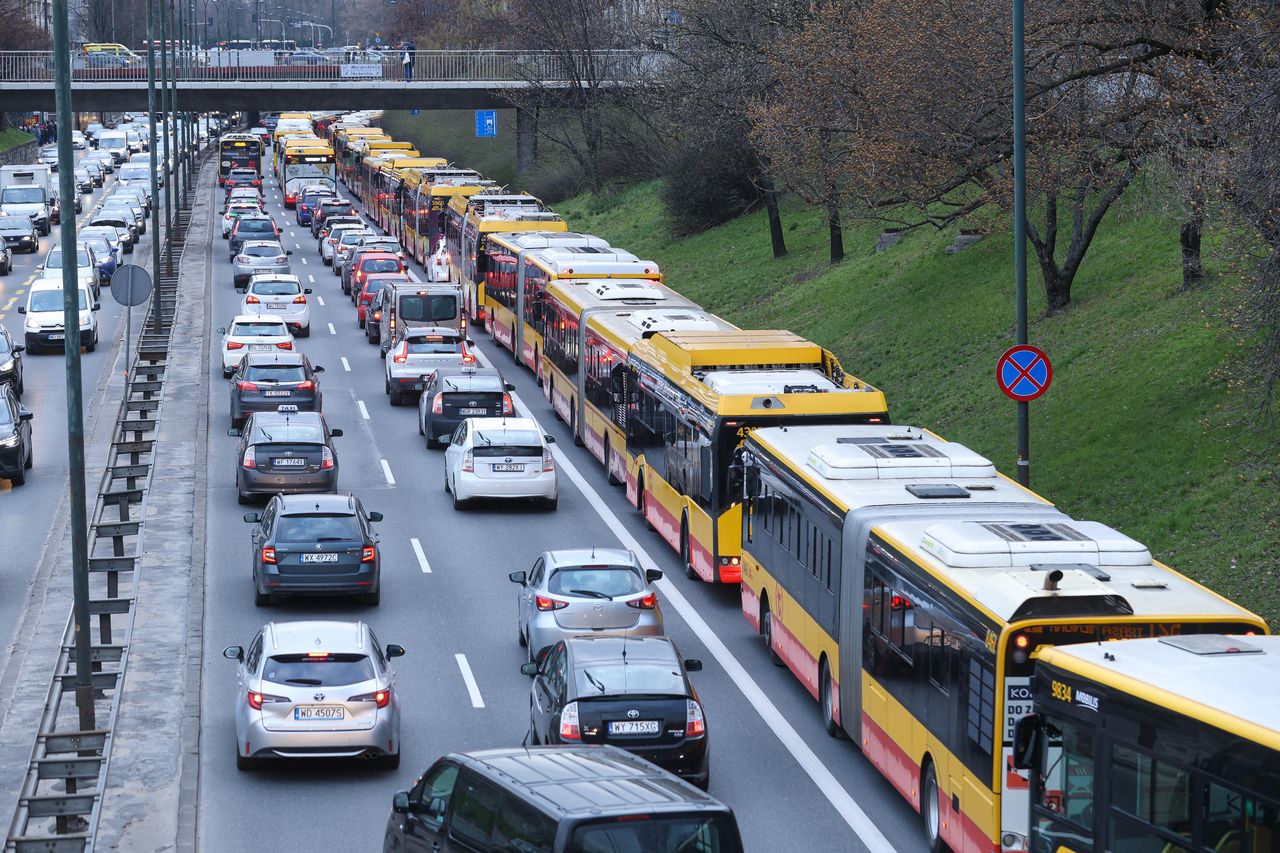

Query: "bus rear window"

xmin=568 ymin=814 xmax=740 ymax=853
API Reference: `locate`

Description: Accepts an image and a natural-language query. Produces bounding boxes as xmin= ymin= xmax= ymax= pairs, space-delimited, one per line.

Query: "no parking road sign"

xmin=997 ymin=344 xmax=1052 ymax=402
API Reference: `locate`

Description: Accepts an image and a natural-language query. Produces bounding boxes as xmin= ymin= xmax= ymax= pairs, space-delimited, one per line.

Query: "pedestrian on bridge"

xmin=402 ymin=39 xmax=415 ymax=83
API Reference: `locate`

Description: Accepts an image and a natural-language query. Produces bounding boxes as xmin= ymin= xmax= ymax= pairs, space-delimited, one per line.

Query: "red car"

xmin=356 ymin=272 xmax=409 ymax=328
xmin=349 ymin=252 xmax=407 ymax=303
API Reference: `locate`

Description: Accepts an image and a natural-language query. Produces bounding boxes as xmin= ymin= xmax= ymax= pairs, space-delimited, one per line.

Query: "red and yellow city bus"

xmin=397 ymin=168 xmax=496 ymax=264
xmin=737 ymin=423 xmax=1268 ymax=853
xmin=620 ymin=330 xmax=889 ymax=584
xmin=333 ymin=128 xmax=388 ymax=184
xmin=364 ymin=157 xmax=447 ymax=236
xmin=278 ymin=141 xmax=336 ymax=206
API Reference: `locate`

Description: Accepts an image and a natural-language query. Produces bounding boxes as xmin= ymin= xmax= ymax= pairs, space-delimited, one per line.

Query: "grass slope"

xmin=557 ymin=182 xmax=1280 ymax=627
xmin=0 ymin=128 xmax=34 ymax=154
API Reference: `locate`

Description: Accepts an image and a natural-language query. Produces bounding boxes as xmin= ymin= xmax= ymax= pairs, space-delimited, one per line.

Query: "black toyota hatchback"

xmin=228 ymin=351 xmax=324 ymax=428
xmin=521 ymin=635 xmax=710 ymax=789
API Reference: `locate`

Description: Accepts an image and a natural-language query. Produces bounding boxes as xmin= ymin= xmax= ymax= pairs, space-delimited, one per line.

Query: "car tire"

xmin=363 ymin=587 xmax=381 ymax=606
xmin=358 ymin=315 xmax=364 ymax=329
xmin=692 ymin=772 xmax=710 ymax=792
xmin=24 ymin=445 xmax=32 ymax=469
xmin=235 ymin=747 xmax=258 ymax=771
xmin=237 ymin=491 xmax=252 ymax=505
xmin=417 ymin=417 xmax=425 ymax=436
xmin=544 ymin=496 xmax=558 ymax=511
xmin=451 ymin=483 xmax=467 ymax=511
xmin=389 ymin=390 xmax=403 ymax=406
xmin=518 ymin=626 xmax=527 ymax=647
xmin=10 ymin=464 xmax=26 ymax=486
xmin=16 ymin=374 xmax=23 ymax=395
xmin=378 ymin=752 xmax=400 ymax=770
xmin=297 ymin=324 xmax=310 ymax=338
xmin=85 ymin=332 xmax=97 ymax=353
xmin=254 ymin=589 xmax=271 ymax=607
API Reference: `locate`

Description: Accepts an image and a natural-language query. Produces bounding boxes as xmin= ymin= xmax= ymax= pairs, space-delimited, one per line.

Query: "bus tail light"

xmin=718 ymin=557 xmax=740 ymax=567
xmin=559 ymin=701 xmax=580 ymax=739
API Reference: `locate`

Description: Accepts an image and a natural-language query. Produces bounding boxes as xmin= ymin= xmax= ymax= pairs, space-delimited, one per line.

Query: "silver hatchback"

xmin=509 ymin=548 xmax=665 ymax=663
xmin=233 ymin=240 xmax=292 ymax=288
xmin=223 ymin=620 xmax=405 ymax=770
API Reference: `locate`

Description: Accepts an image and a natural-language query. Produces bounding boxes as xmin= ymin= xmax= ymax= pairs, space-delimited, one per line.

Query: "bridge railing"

xmin=0 ymin=49 xmax=655 ymax=84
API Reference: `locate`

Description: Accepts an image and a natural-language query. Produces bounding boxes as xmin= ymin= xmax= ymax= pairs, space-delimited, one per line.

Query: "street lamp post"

xmin=1012 ymin=0 xmax=1029 ymax=486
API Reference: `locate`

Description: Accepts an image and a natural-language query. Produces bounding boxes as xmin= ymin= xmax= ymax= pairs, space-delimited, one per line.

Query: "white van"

xmin=20 ymin=280 xmax=100 ymax=353
xmin=97 ymin=130 xmax=129 ymax=163
xmin=40 ymin=243 xmax=100 ymax=298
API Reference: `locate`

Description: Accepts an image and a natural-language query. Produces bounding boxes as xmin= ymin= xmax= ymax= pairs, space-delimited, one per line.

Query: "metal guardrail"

xmin=3 ymin=153 xmax=209 ymax=853
xmin=0 ymin=49 xmax=655 ymax=84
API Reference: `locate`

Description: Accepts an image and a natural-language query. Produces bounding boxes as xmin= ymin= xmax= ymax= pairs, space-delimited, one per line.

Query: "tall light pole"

xmin=1012 ymin=0 xmax=1029 ymax=486
xmin=146 ymin=0 xmax=163 ymax=334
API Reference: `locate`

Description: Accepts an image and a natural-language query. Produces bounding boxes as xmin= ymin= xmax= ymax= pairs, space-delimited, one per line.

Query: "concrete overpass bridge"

xmin=0 ymin=49 xmax=653 ymax=112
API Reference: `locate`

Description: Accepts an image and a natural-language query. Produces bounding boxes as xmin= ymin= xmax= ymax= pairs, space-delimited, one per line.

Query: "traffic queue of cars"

xmin=218 ymin=113 xmax=738 ymax=853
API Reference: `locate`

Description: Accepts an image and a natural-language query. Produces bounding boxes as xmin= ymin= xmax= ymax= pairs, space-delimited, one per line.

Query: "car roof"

xmin=264 ymin=620 xmax=369 ymax=654
xmin=230 ymin=313 xmax=288 ymax=324
xmin=543 ymin=548 xmax=638 ymax=570
xmin=359 ymin=251 xmax=401 ymax=260
xmin=565 ymin=635 xmax=681 ymax=665
xmin=468 ymin=417 xmax=539 ymax=432
xmin=242 ymin=351 xmax=304 ymax=366
xmin=405 ymin=326 xmax=460 ymax=339
xmin=248 ymin=410 xmax=324 ymax=429
xmin=277 ymin=493 xmax=356 ymax=515
xmin=451 ymin=746 xmax=724 ymax=816
xmin=248 ymin=273 xmax=301 ymax=283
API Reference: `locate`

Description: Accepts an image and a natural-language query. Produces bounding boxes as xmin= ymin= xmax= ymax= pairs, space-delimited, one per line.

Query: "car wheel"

xmin=417 ymin=416 xmax=425 ymax=436
xmin=544 ymin=496 xmax=558 ymax=511
xmin=16 ymin=374 xmax=23 ymax=395
xmin=358 ymin=315 xmax=364 ymax=329
xmin=384 ymin=378 xmax=391 ymax=397
xmin=378 ymin=751 xmax=400 ymax=770
xmin=363 ymin=587 xmax=381 ymax=606
xmin=85 ymin=332 xmax=97 ymax=353
xmin=24 ymin=444 xmax=32 ymax=469
xmin=237 ymin=491 xmax=252 ymax=505
xmin=451 ymin=483 xmax=467 ymax=511
xmin=518 ymin=625 xmax=527 ymax=647
xmin=444 ymin=470 xmax=450 ymax=493
xmin=693 ymin=772 xmax=710 ymax=792
xmin=235 ymin=746 xmax=258 ymax=771
xmin=254 ymin=589 xmax=271 ymax=607
xmin=389 ymin=389 xmax=403 ymax=407
xmin=298 ymin=325 xmax=310 ymax=338
xmin=10 ymin=464 xmax=26 ymax=486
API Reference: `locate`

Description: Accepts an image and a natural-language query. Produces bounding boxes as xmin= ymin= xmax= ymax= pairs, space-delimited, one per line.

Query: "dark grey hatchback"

xmin=243 ymin=492 xmax=383 ymax=606
xmin=229 ymin=407 xmax=342 ymax=504
xmin=382 ymin=745 xmax=742 ymax=853
xmin=228 ymin=351 xmax=324 ymax=427
xmin=417 ymin=366 xmax=514 ymax=447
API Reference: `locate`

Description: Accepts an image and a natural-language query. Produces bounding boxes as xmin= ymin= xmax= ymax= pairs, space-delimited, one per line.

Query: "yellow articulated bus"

xmin=397 ymin=169 xmax=496 ymax=265
xmin=736 ymin=423 xmax=1268 ymax=853
xmin=1017 ymin=635 xmax=1278 ymax=853
xmin=539 ymin=279 xmax=731 ymax=485
xmin=334 ymin=129 xmax=388 ymax=184
xmin=367 ymin=158 xmax=448 ymax=236
xmin=444 ymin=192 xmax=565 ymax=326
xmin=484 ymin=241 xmax=652 ymax=376
xmin=278 ymin=142 xmax=336 ymax=206
xmin=271 ymin=131 xmax=319 ymax=175
xmin=620 ymin=330 xmax=889 ymax=584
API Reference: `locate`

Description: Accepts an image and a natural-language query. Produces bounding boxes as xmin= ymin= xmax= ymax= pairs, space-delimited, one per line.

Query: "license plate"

xmin=262 ymin=390 xmax=291 ymax=397
xmin=250 ymin=343 xmax=273 ymax=351
xmin=47 ymin=333 xmax=64 ymax=340
xmin=272 ymin=457 xmax=306 ymax=467
xmin=301 ymin=552 xmax=339 ymax=563
xmin=491 ymin=463 xmax=524 ymax=473
xmin=458 ymin=408 xmax=487 ymax=416
xmin=265 ymin=303 xmax=287 ymax=310
xmin=294 ymin=705 xmax=344 ymax=721
xmin=608 ymin=720 xmax=659 ymax=735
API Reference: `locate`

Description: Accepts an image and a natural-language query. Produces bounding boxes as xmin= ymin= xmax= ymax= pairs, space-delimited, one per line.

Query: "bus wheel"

xmin=550 ymin=380 xmax=563 ymax=422
xmin=681 ymin=519 xmax=698 ymax=581
xmin=571 ymin=410 xmax=584 ymax=447
xmin=820 ymin=660 xmax=845 ymax=739
xmin=637 ymin=474 xmax=654 ymax=530
xmin=922 ymin=762 xmax=946 ymax=852
xmin=760 ymin=603 xmax=784 ymax=666
xmin=535 ymin=351 xmax=544 ymax=388
xmin=605 ymin=441 xmax=621 ymax=486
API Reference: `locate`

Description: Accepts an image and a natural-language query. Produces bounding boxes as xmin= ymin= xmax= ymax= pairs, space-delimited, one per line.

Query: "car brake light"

xmin=247 ymin=690 xmax=287 ymax=710
xmin=542 ymin=448 xmax=554 ymax=473
xmin=686 ymin=699 xmax=705 ymax=736
xmin=393 ymin=344 xmax=407 ymax=364
xmin=244 ymin=294 xmax=260 ymax=304
xmin=350 ymin=688 xmax=390 ymax=708
xmin=320 ymin=446 xmax=334 ymax=470
xmin=260 ymin=546 xmax=276 ymax=564
xmin=559 ymin=701 xmax=580 ymax=739
xmin=275 ymin=341 xmax=293 ymax=350
xmin=462 ymin=450 xmax=473 ymax=473
xmin=502 ymin=394 xmax=514 ymax=415
xmin=428 ymin=393 xmax=443 ymax=415
xmin=535 ymin=594 xmax=568 ymax=611
xmin=241 ymin=447 xmax=256 ymax=469
xmin=295 ymin=380 xmax=315 ymax=391
xmin=361 ymin=545 xmax=376 ymax=562
xmin=238 ymin=380 xmax=258 ymax=391
xmin=227 ymin=341 xmax=244 ymax=350
xmin=462 ymin=347 xmax=475 ymax=364
xmin=627 ymin=592 xmax=657 ymax=610
xmin=292 ymin=294 xmax=307 ymax=303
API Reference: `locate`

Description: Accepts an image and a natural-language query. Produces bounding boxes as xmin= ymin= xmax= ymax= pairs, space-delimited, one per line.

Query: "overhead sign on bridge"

xmin=340 ymin=64 xmax=383 ymax=79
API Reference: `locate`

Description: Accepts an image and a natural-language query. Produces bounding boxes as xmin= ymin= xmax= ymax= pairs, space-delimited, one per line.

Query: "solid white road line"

xmin=327 ymin=322 xmax=336 ymax=335
xmin=340 ymin=356 xmax=350 ymax=372
xmin=410 ymin=537 xmax=431 ymax=573
xmin=471 ymin=348 xmax=896 ymax=853
xmin=455 ymin=654 xmax=485 ymax=709
xmin=357 ymin=400 xmax=370 ymax=419
xmin=379 ymin=458 xmax=396 ymax=486
xmin=316 ymin=295 xmax=325 ymax=306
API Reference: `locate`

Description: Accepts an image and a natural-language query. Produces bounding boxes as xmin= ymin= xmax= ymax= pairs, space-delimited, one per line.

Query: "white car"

xmin=240 ymin=274 xmax=311 ymax=337
xmin=217 ymin=314 xmax=294 ymax=378
xmin=443 ymin=417 xmax=558 ymax=510
xmin=20 ymin=280 xmax=99 ymax=353
xmin=222 ymin=202 xmax=264 ymax=238
xmin=384 ymin=327 xmax=474 ymax=405
xmin=320 ymin=223 xmax=365 ymax=265
xmin=332 ymin=229 xmax=374 ymax=276
xmin=70 ymin=130 xmax=87 ymax=150
xmin=354 ymin=235 xmax=405 ymax=262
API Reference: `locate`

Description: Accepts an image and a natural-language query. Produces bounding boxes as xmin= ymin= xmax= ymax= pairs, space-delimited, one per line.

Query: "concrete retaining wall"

xmin=0 ymin=140 xmax=37 ymax=167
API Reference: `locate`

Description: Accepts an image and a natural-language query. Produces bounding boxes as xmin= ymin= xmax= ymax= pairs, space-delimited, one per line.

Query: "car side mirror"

xmin=93 ymin=302 xmax=100 ymax=311
xmin=520 ymin=662 xmax=539 ymax=677
xmin=312 ymin=365 xmax=324 ymax=373
xmin=508 ymin=570 xmax=526 ymax=585
xmin=466 ymin=339 xmax=476 ymax=347
xmin=1011 ymin=713 xmax=1043 ymax=770
xmin=243 ymin=512 xmax=260 ymax=523
xmin=12 ymin=345 xmax=23 ymax=354
xmin=16 ymin=307 xmax=24 ymax=314
xmin=286 ymin=250 xmax=293 ymax=256
xmin=392 ymin=791 xmax=410 ymax=814
xmin=683 ymin=659 xmax=703 ymax=672
xmin=329 ymin=428 xmax=343 ymax=438
xmin=18 ymin=410 xmax=33 ymax=422
xmin=223 ymin=645 xmax=244 ymax=662
xmin=216 ymin=327 xmax=226 ymax=334
xmin=34 ymin=264 xmax=42 ymax=270
xmin=226 ymin=427 xmax=241 ymax=437
xmin=385 ymin=644 xmax=406 ymax=659
xmin=505 ymin=383 xmax=516 ymax=392
xmin=646 ymin=569 xmax=663 ymax=583
xmin=368 ymin=511 xmax=383 ymax=522
xmin=544 ymin=435 xmax=555 ymax=444
xmin=304 ymin=288 xmax=312 ymax=294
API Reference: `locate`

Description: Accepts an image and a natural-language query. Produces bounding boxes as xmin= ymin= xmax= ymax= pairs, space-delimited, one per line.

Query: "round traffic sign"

xmin=109 ymin=264 xmax=153 ymax=307
xmin=996 ymin=344 xmax=1052 ymax=402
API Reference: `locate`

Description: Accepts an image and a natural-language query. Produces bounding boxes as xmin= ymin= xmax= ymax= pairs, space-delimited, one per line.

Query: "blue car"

xmin=82 ymin=236 xmax=118 ymax=285
xmin=295 ymin=186 xmax=337 ymax=226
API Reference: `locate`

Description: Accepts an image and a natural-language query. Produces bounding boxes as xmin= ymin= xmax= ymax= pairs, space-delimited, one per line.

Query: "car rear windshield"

xmin=251 ymin=422 xmax=324 ymax=443
xmin=275 ymin=513 xmax=362 ymax=542
xmin=573 ymin=663 xmax=684 ymax=696
xmin=568 ymin=815 xmax=737 ymax=853
xmin=443 ymin=376 xmax=502 ymax=393
xmin=399 ymin=294 xmax=457 ymax=323
xmin=238 ymin=220 xmax=274 ymax=232
xmin=405 ymin=336 xmax=461 ymax=354
xmin=472 ymin=432 xmax=541 ymax=457
xmin=263 ymin=653 xmax=374 ymax=687
xmin=252 ymin=280 xmax=300 ymax=295
xmin=229 ymin=170 xmax=257 ymax=179
xmin=244 ymin=364 xmax=306 ymax=382
xmin=30 ymin=290 xmax=87 ymax=312
xmin=548 ymin=567 xmax=644 ymax=598
xmin=243 ymin=244 xmax=281 ymax=258
xmin=320 ymin=202 xmax=351 ymax=211
xmin=232 ymin=321 xmax=287 ymax=336
xmin=361 ymin=258 xmax=400 ymax=273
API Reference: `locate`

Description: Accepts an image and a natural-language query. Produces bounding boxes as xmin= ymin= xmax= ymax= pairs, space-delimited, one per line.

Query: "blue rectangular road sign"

xmin=475 ymin=110 xmax=497 ymax=138
xmin=410 ymin=109 xmax=420 ymax=116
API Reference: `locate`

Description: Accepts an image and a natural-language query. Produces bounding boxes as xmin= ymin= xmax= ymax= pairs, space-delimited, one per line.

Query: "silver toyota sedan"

xmin=508 ymin=548 xmax=665 ymax=663
xmin=223 ymin=620 xmax=405 ymax=770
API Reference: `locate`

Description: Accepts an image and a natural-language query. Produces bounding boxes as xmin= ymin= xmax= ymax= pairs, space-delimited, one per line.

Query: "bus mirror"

xmin=1011 ymin=713 xmax=1042 ymax=770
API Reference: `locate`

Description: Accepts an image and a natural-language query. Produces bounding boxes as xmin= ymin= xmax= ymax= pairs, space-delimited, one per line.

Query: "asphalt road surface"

xmin=190 ymin=166 xmax=929 ymax=852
